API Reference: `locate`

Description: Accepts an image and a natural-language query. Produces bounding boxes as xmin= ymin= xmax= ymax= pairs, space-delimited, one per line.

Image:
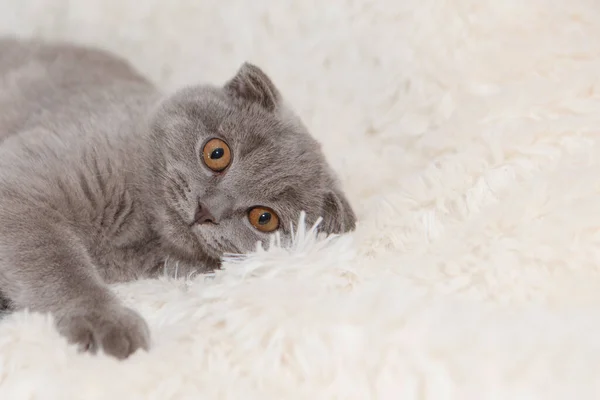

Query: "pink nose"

xmin=194 ymin=202 xmax=216 ymax=225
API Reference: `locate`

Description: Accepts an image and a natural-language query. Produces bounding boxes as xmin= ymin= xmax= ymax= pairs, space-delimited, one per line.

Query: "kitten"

xmin=0 ymin=38 xmax=356 ymax=359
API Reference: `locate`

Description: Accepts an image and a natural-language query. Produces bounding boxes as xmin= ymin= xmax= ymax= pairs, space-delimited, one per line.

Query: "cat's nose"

xmin=194 ymin=202 xmax=217 ymax=225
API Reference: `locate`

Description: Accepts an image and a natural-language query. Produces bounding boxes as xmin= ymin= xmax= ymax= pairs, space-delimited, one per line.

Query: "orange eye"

xmin=248 ymin=207 xmax=280 ymax=233
xmin=202 ymin=138 xmax=231 ymax=172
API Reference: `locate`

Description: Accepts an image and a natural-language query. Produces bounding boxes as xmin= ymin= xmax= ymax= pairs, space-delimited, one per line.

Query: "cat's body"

xmin=0 ymin=39 xmax=204 ymax=285
xmin=1 ymin=39 xmax=162 ymax=281
xmin=0 ymin=37 xmax=355 ymax=359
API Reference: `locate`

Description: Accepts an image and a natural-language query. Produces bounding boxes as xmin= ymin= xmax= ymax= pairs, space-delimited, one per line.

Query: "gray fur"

xmin=0 ymin=37 xmax=356 ymax=359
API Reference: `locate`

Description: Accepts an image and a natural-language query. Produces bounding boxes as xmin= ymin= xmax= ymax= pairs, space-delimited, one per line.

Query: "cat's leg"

xmin=0 ymin=214 xmax=149 ymax=359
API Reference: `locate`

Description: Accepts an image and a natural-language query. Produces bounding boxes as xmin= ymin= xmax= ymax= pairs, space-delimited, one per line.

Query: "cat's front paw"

xmin=57 ymin=305 xmax=150 ymax=359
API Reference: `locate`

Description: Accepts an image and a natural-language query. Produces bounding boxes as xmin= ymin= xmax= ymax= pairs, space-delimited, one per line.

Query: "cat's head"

xmin=145 ymin=63 xmax=356 ymax=263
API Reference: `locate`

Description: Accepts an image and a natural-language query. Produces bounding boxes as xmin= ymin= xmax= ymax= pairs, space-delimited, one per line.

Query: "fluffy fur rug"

xmin=2 ymin=0 xmax=600 ymax=398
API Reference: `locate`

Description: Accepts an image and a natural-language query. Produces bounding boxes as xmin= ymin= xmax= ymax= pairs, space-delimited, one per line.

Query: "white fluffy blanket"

xmin=2 ymin=0 xmax=600 ymax=398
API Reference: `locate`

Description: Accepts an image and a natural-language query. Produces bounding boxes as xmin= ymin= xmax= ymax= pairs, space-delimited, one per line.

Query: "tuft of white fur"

xmin=2 ymin=0 xmax=600 ymax=398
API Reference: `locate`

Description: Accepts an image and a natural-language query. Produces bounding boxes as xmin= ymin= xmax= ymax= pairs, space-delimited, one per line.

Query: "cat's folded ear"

xmin=318 ymin=188 xmax=357 ymax=235
xmin=224 ymin=62 xmax=281 ymax=111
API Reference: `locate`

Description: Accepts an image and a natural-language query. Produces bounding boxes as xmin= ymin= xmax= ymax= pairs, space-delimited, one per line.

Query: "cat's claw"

xmin=57 ymin=306 xmax=150 ymax=359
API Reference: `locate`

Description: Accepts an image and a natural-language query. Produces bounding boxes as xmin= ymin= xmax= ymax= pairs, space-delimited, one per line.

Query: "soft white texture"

xmin=1 ymin=0 xmax=600 ymax=398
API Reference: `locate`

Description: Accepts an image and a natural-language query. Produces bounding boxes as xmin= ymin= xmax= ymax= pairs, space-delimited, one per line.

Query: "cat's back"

xmin=0 ymin=37 xmax=141 ymax=78
xmin=0 ymin=37 xmax=157 ymax=143
xmin=0 ymin=38 xmax=159 ymax=192
xmin=0 ymin=38 xmax=158 ymax=225
xmin=0 ymin=39 xmax=163 ymax=276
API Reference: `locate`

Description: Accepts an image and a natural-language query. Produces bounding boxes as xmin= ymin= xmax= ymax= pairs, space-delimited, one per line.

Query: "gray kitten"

xmin=0 ymin=37 xmax=356 ymax=359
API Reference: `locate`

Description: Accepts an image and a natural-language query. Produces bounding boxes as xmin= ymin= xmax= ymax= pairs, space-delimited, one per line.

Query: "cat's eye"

xmin=248 ymin=207 xmax=279 ymax=233
xmin=202 ymin=138 xmax=231 ymax=172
